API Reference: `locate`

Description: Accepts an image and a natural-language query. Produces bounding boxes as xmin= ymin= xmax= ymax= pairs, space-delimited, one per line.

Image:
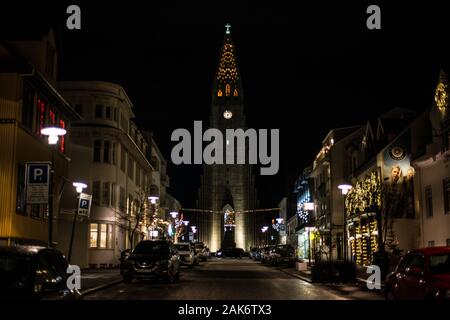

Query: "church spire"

xmin=213 ymin=23 xmax=242 ymax=102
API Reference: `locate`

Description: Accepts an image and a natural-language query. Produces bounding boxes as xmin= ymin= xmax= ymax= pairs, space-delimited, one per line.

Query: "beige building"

xmin=57 ymin=81 xmax=155 ymax=268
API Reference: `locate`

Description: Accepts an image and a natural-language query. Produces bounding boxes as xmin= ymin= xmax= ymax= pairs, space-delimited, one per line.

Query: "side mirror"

xmin=407 ymin=266 xmax=424 ymax=276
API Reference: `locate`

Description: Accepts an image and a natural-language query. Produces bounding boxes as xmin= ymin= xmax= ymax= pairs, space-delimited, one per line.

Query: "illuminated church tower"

xmin=196 ymin=24 xmax=258 ymax=252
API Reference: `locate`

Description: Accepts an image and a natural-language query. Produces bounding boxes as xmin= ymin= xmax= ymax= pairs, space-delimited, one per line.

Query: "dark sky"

xmin=2 ymin=1 xmax=450 ymax=208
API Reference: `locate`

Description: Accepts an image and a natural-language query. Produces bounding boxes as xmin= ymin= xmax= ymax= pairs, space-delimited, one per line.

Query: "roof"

xmin=410 ymin=246 xmax=450 ymax=256
xmin=0 ymin=245 xmax=52 ymax=256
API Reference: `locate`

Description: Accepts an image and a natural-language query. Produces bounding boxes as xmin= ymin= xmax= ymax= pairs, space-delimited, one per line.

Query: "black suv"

xmin=121 ymin=240 xmax=181 ymax=283
xmin=0 ymin=245 xmax=81 ymax=300
xmin=216 ymin=247 xmax=245 ymax=258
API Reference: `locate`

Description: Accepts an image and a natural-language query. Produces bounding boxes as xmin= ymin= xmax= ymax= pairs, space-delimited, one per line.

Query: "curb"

xmin=277 ymin=267 xmax=313 ymax=283
xmin=81 ymin=279 xmax=123 ymax=297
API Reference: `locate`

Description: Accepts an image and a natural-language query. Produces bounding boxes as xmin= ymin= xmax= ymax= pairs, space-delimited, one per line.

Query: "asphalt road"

xmin=84 ymin=258 xmax=383 ymax=300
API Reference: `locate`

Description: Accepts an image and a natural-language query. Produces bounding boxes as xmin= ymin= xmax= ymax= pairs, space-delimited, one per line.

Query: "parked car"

xmin=216 ymin=247 xmax=245 ymax=258
xmin=254 ymin=248 xmax=262 ymax=261
xmin=194 ymin=242 xmax=209 ymax=261
xmin=268 ymin=245 xmax=296 ymax=266
xmin=385 ymin=246 xmax=450 ymax=300
xmin=260 ymin=246 xmax=274 ymax=264
xmin=175 ymin=242 xmax=196 ymax=268
xmin=249 ymin=247 xmax=258 ymax=260
xmin=0 ymin=245 xmax=81 ymax=300
xmin=121 ymin=240 xmax=180 ymax=284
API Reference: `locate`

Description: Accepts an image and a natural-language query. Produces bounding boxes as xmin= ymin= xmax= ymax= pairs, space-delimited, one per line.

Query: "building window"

xmin=447 ymin=239 xmax=450 ymax=246
xmin=119 ymin=187 xmax=126 ymax=212
xmin=90 ymin=223 xmax=113 ymax=248
xmin=16 ymin=163 xmax=26 ymax=214
xmin=136 ymin=166 xmax=140 ymax=187
xmin=111 ymin=183 xmax=117 ymax=208
xmin=113 ymin=108 xmax=118 ymax=121
xmin=443 ymin=178 xmax=450 ymax=214
xmin=120 ymin=145 xmax=126 ymax=172
xmin=92 ymin=181 xmax=101 ymax=205
xmin=94 ymin=140 xmax=101 ymax=162
xmin=217 ymin=89 xmax=223 ymax=97
xmin=112 ymin=142 xmax=116 ymax=165
xmin=95 ymin=104 xmax=103 ymax=119
xmin=103 ymin=141 xmax=110 ymax=163
xmin=233 ymin=89 xmax=238 ymax=97
xmin=128 ymin=155 xmax=134 ymax=180
xmin=74 ymin=104 xmax=82 ymax=116
xmin=425 ymin=185 xmax=433 ymax=217
xmin=102 ymin=182 xmax=110 ymax=206
xmin=90 ymin=224 xmax=98 ymax=247
xmin=428 ymin=240 xmax=435 ymax=247
xmin=22 ymin=81 xmax=35 ymax=130
xmin=99 ymin=224 xmax=107 ymax=248
xmin=105 ymin=106 xmax=112 ymax=119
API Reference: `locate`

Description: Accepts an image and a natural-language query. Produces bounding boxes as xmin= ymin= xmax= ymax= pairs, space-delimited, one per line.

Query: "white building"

xmin=57 ymin=81 xmax=155 ymax=268
xmin=414 ymin=71 xmax=450 ymax=248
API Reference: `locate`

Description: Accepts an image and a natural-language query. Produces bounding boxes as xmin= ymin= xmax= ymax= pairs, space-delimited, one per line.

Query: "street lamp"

xmin=148 ymin=195 xmax=159 ymax=204
xmin=68 ymin=181 xmax=87 ymax=263
xmin=41 ymin=126 xmax=67 ymax=247
xmin=338 ymin=184 xmax=352 ymax=263
xmin=170 ymin=211 xmax=179 ymax=219
xmin=276 ymin=218 xmax=284 ymax=225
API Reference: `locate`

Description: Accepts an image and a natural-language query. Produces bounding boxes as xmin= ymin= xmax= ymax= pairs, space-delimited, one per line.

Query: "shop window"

xmin=99 ymin=224 xmax=107 ymax=248
xmin=428 ymin=240 xmax=435 ymax=247
xmin=425 ymin=186 xmax=433 ymax=217
xmin=90 ymin=224 xmax=98 ymax=247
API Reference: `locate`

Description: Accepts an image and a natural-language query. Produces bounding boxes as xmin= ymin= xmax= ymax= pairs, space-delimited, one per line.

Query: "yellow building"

xmin=0 ymin=29 xmax=80 ymax=247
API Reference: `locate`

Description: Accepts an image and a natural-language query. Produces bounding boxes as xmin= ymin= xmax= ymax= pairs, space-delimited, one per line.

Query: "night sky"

xmin=2 ymin=1 xmax=449 ymax=208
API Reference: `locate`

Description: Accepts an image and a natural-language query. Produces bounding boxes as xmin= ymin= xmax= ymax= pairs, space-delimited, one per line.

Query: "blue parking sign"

xmin=26 ymin=162 xmax=50 ymax=204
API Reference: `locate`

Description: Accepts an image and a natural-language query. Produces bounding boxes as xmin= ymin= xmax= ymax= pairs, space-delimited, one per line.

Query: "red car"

xmin=385 ymin=246 xmax=450 ymax=300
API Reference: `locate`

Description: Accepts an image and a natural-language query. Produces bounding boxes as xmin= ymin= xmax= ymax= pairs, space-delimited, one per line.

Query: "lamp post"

xmin=338 ymin=184 xmax=352 ymax=263
xmin=41 ymin=126 xmax=67 ymax=248
xmin=68 ymin=182 xmax=87 ymax=263
xmin=170 ymin=211 xmax=178 ymax=242
xmin=148 ymin=196 xmax=159 ymax=239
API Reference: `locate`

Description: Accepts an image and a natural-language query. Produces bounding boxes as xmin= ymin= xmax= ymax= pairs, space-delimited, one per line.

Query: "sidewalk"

xmin=276 ymin=265 xmax=385 ymax=300
xmin=80 ymin=268 xmax=123 ymax=296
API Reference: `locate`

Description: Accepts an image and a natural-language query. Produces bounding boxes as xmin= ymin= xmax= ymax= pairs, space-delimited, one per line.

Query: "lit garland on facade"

xmin=345 ymin=170 xmax=381 ymax=215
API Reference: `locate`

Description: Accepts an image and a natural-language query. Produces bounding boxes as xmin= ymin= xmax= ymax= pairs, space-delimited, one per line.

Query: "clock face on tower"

xmin=223 ymin=110 xmax=233 ymax=119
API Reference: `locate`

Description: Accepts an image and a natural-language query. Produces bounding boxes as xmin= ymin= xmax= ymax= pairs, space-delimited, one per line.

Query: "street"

xmin=84 ymin=258 xmax=383 ymax=300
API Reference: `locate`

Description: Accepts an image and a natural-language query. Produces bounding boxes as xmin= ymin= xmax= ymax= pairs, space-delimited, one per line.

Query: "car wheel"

xmin=123 ymin=275 xmax=132 ymax=284
xmin=385 ymin=289 xmax=395 ymax=300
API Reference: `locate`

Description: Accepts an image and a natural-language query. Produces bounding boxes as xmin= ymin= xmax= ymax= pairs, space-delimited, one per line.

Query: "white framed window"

xmin=90 ymin=223 xmax=114 ymax=248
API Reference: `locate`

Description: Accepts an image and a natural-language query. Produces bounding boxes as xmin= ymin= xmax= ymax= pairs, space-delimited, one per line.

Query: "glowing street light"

xmin=41 ymin=126 xmax=66 ymax=145
xmin=72 ymin=182 xmax=87 ymax=194
xmin=170 ymin=211 xmax=179 ymax=219
xmin=276 ymin=218 xmax=284 ymax=224
xmin=183 ymin=220 xmax=190 ymax=226
xmin=338 ymin=184 xmax=352 ymax=195
xmin=148 ymin=195 xmax=159 ymax=204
